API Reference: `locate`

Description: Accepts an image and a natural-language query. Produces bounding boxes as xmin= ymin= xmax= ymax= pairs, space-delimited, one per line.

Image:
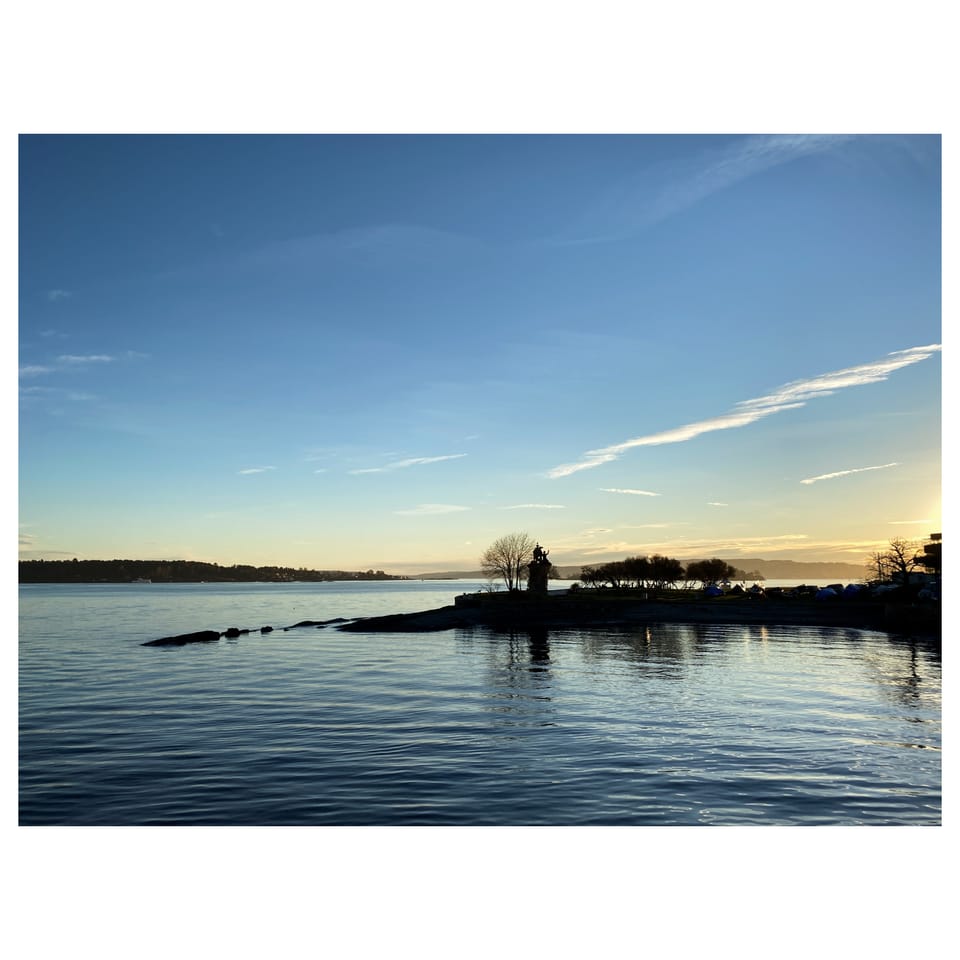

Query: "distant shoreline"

xmin=19 ymin=556 xmax=872 ymax=584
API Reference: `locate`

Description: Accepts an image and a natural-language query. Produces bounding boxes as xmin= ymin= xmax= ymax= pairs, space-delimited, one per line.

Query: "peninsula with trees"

xmin=341 ymin=532 xmax=941 ymax=637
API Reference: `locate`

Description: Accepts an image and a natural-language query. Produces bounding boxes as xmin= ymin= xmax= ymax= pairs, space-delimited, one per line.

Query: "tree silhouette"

xmin=881 ymin=537 xmax=921 ymax=587
xmin=866 ymin=550 xmax=890 ymax=583
xmin=481 ymin=532 xmax=536 ymax=592
xmin=685 ymin=558 xmax=738 ymax=588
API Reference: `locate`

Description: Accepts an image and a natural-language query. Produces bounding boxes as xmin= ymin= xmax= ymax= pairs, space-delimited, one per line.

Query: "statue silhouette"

xmin=528 ymin=543 xmax=550 ymax=594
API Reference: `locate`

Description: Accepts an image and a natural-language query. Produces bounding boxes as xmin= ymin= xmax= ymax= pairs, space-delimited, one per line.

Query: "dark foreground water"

xmin=19 ymin=582 xmax=941 ymax=825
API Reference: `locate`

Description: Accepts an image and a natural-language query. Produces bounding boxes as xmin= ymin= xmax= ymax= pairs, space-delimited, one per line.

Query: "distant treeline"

xmin=19 ymin=559 xmax=405 ymax=584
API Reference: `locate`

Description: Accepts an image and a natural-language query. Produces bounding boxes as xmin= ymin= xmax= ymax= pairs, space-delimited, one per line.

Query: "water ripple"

xmin=19 ymin=584 xmax=941 ymax=825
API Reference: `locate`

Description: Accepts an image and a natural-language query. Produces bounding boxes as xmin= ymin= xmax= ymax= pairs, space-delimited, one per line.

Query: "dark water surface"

xmin=19 ymin=582 xmax=941 ymax=825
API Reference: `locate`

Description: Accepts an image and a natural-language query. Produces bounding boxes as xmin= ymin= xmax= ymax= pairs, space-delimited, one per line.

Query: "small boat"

xmin=132 ymin=577 xmax=152 ymax=583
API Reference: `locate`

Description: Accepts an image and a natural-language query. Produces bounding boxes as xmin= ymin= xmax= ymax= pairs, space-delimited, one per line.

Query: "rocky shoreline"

xmin=336 ymin=592 xmax=939 ymax=635
xmin=142 ymin=592 xmax=940 ymax=645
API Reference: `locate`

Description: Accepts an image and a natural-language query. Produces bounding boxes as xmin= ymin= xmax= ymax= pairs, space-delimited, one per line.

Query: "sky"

xmin=18 ymin=134 xmax=941 ymax=572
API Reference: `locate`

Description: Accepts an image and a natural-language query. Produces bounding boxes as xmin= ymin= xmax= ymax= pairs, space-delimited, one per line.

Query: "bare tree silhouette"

xmin=481 ymin=532 xmax=536 ymax=592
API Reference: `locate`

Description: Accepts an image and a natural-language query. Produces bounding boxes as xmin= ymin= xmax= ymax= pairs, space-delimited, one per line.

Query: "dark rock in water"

xmin=288 ymin=618 xmax=351 ymax=629
xmin=222 ymin=627 xmax=249 ymax=638
xmin=143 ymin=630 xmax=221 ymax=647
xmin=260 ymin=626 xmax=274 ymax=633
xmin=338 ymin=605 xmax=475 ymax=632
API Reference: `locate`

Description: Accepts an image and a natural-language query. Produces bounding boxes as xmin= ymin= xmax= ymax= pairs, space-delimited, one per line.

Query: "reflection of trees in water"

xmin=454 ymin=624 xmax=940 ymax=736
xmin=493 ymin=628 xmax=552 ymax=684
xmin=452 ymin=627 xmax=556 ymax=735
xmin=577 ymin=623 xmax=716 ymax=677
xmin=861 ymin=636 xmax=942 ymax=712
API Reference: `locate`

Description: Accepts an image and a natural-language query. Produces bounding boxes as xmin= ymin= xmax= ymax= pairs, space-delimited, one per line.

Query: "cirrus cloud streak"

xmin=57 ymin=354 xmax=114 ymax=364
xmin=601 ymin=488 xmax=661 ymax=497
xmin=548 ymin=344 xmax=940 ymax=478
xmin=501 ymin=503 xmax=566 ymax=510
xmin=800 ymin=462 xmax=899 ymax=485
xmin=350 ymin=454 xmax=467 ymax=475
xmin=394 ymin=504 xmax=471 ymax=516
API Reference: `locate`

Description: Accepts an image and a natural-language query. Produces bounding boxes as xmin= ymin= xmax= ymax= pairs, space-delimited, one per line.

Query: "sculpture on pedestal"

xmin=527 ymin=543 xmax=551 ymax=595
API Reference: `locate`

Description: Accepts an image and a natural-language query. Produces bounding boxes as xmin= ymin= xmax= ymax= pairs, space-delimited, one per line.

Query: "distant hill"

xmin=712 ymin=558 xmax=869 ymax=580
xmin=415 ymin=559 xmax=869 ymax=582
xmin=414 ymin=570 xmax=488 ymax=580
xmin=414 ymin=568 xmax=597 ymax=581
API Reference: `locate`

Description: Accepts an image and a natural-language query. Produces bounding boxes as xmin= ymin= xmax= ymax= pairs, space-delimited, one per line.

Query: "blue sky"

xmin=18 ymin=134 xmax=941 ymax=572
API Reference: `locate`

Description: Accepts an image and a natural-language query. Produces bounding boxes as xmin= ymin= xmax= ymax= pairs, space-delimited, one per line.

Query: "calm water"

xmin=19 ymin=581 xmax=941 ymax=825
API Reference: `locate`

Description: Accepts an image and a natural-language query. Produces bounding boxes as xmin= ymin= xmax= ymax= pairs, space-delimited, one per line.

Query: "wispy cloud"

xmin=553 ymin=134 xmax=851 ymax=246
xmin=21 ymin=352 xmax=143 ymax=381
xmin=21 ymin=385 xmax=95 ymax=402
xmin=500 ymin=503 xmax=566 ymax=510
xmin=889 ymin=519 xmax=931 ymax=525
xmin=707 ymin=502 xmax=729 ymax=507
xmin=601 ymin=488 xmax=660 ymax=497
xmin=394 ymin=504 xmax=471 ymax=516
xmin=57 ymin=354 xmax=114 ymax=364
xmin=350 ymin=454 xmax=467 ymax=475
xmin=801 ymin=462 xmax=900 ymax=485
xmin=548 ymin=344 xmax=941 ymax=478
xmin=46 ymin=289 xmax=72 ymax=301
xmin=252 ymin=224 xmax=483 ymax=268
xmin=238 ymin=466 xmax=276 ymax=475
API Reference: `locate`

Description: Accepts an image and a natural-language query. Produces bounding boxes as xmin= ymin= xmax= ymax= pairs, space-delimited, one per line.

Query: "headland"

xmin=140 ymin=587 xmax=940 ymax=646
xmin=336 ymin=588 xmax=940 ymax=637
